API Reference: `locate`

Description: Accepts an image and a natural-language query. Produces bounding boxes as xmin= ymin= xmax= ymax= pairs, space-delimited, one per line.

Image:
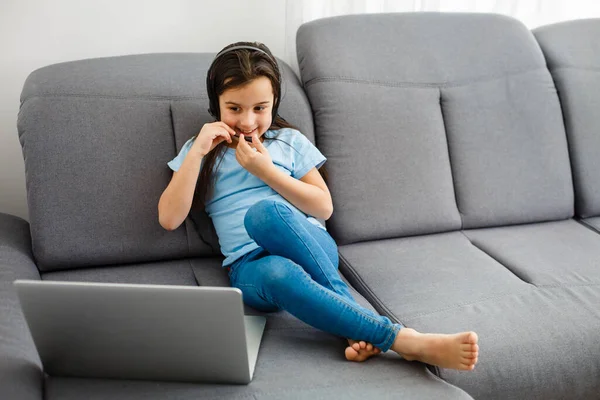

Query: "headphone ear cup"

xmin=206 ymin=67 xmax=218 ymax=119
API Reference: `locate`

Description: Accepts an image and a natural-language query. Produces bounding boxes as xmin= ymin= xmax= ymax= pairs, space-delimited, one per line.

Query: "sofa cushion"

xmin=406 ymin=285 xmax=600 ymax=400
xmin=338 ymin=226 xmax=600 ymax=399
xmin=297 ymin=13 xmax=573 ymax=245
xmin=534 ymin=20 xmax=600 ymax=218
xmin=464 ymin=219 xmax=600 ymax=285
xmin=338 ymin=231 xmax=528 ymax=323
xmin=18 ymin=93 xmax=197 ymax=271
xmin=41 ymin=258 xmax=202 ymax=286
xmin=581 ymin=216 xmax=600 ymax=232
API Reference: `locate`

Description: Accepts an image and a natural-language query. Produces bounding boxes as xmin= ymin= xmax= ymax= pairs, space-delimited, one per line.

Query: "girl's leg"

xmin=235 ymin=200 xmax=479 ymax=369
xmin=244 ymin=199 xmax=385 ymax=358
xmin=229 ymin=245 xmax=479 ymax=370
xmin=243 ymin=199 xmax=363 ymax=307
xmin=229 ymin=252 xmax=401 ymax=352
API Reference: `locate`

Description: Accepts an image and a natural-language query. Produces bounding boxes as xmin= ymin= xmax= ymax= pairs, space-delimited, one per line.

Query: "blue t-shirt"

xmin=168 ymin=128 xmax=327 ymax=266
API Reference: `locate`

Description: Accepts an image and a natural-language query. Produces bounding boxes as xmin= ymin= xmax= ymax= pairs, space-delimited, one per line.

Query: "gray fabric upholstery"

xmin=581 ymin=216 xmax=600 ymax=232
xmin=42 ymin=259 xmax=201 ymax=286
xmin=408 ymin=285 xmax=600 ymax=400
xmin=0 ymin=213 xmax=43 ymax=400
xmin=534 ymin=19 xmax=600 ymax=218
xmin=464 ymin=219 xmax=600 ymax=285
xmin=338 ymin=226 xmax=600 ymax=399
xmin=297 ymin=13 xmax=573 ymax=245
xmin=338 ymin=231 xmax=528 ymax=322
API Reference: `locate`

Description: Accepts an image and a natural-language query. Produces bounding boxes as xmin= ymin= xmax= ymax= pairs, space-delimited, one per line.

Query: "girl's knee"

xmin=244 ymin=199 xmax=291 ymax=238
xmin=255 ymin=258 xmax=301 ymax=290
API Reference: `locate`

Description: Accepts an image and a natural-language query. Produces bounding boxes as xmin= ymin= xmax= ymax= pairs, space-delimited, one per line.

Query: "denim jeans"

xmin=227 ymin=199 xmax=402 ymax=352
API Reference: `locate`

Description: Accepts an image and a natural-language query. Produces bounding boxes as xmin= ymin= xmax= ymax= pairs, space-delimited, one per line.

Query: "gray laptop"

xmin=13 ymin=280 xmax=266 ymax=384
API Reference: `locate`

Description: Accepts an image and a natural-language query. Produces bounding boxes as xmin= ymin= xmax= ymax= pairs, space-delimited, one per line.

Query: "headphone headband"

xmin=213 ymin=45 xmax=272 ymax=62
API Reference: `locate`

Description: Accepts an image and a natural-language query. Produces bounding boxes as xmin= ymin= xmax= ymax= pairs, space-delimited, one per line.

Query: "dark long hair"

xmin=193 ymin=42 xmax=328 ymax=213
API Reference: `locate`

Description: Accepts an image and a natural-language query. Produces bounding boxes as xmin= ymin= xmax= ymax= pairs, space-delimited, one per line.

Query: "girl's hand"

xmin=191 ymin=122 xmax=236 ymax=157
xmin=236 ymin=134 xmax=274 ymax=178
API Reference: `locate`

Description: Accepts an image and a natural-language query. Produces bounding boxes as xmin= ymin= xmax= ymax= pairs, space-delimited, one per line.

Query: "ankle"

xmin=391 ymin=327 xmax=421 ymax=357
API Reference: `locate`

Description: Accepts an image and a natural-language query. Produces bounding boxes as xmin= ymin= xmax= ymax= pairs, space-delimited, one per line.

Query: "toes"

xmin=366 ymin=343 xmax=373 ymax=351
xmin=352 ymin=343 xmax=361 ymax=351
xmin=467 ymin=332 xmax=478 ymax=344
xmin=345 ymin=346 xmax=359 ymax=361
xmin=359 ymin=341 xmax=367 ymax=349
xmin=461 ymin=343 xmax=479 ymax=351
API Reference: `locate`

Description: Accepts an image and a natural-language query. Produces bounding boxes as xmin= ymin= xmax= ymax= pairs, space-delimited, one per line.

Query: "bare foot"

xmin=345 ymin=339 xmax=382 ymax=362
xmin=391 ymin=328 xmax=479 ymax=371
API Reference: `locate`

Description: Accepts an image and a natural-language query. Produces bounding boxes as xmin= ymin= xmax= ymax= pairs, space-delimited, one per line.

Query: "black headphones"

xmin=206 ymin=45 xmax=281 ymax=121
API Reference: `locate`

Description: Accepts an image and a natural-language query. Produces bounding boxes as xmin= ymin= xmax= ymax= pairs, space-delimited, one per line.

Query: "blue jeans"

xmin=227 ymin=199 xmax=402 ymax=352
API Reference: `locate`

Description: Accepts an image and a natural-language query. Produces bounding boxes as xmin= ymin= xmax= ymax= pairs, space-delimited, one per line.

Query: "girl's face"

xmin=218 ymin=76 xmax=274 ymax=143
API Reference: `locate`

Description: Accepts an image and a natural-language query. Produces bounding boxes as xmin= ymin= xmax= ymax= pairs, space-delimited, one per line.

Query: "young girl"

xmin=158 ymin=42 xmax=479 ymax=370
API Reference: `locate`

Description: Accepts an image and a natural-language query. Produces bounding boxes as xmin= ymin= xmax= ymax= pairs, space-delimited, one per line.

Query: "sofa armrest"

xmin=0 ymin=212 xmax=43 ymax=400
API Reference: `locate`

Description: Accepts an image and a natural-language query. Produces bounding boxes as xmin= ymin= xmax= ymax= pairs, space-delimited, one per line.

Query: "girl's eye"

xmin=229 ymin=107 xmax=240 ymax=112
xmin=254 ymin=106 xmax=266 ymax=111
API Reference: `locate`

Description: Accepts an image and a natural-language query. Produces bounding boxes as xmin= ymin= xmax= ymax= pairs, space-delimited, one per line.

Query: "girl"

xmin=158 ymin=42 xmax=479 ymax=370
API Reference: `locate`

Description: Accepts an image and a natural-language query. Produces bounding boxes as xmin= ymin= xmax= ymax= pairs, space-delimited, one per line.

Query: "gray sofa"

xmin=2 ymin=12 xmax=599 ymax=400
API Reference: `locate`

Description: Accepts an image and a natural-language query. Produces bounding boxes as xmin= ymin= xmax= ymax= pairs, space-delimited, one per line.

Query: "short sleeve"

xmin=291 ymin=131 xmax=327 ymax=179
xmin=167 ymin=137 xmax=196 ymax=172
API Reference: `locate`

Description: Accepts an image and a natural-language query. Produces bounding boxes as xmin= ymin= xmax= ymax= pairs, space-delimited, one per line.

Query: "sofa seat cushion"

xmin=338 ymin=231 xmax=529 ymax=321
xmin=338 ymin=221 xmax=600 ymax=399
xmin=581 ymin=217 xmax=600 ymax=233
xmin=407 ymin=285 xmax=600 ymax=400
xmin=464 ymin=219 xmax=600 ymax=285
xmin=41 ymin=258 xmax=204 ymax=286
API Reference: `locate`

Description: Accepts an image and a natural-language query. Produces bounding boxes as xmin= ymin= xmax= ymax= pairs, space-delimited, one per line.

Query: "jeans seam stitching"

xmin=274 ymin=202 xmax=339 ymax=293
xmin=303 ymin=271 xmax=392 ymax=331
xmin=234 ymin=283 xmax=278 ymax=307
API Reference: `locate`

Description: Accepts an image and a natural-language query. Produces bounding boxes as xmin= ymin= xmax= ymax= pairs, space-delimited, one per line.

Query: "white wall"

xmin=0 ymin=0 xmax=287 ymax=221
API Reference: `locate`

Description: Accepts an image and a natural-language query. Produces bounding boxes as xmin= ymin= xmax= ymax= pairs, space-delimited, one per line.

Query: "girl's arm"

xmin=237 ymin=133 xmax=333 ymax=220
xmin=260 ymin=166 xmax=333 ymax=220
xmin=159 ymin=122 xmax=235 ymax=231
xmin=158 ymin=152 xmax=204 ymax=230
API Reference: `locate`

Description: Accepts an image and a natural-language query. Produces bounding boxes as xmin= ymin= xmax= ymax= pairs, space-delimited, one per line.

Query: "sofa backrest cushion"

xmin=534 ymin=19 xmax=600 ymax=218
xmin=297 ymin=13 xmax=573 ymax=245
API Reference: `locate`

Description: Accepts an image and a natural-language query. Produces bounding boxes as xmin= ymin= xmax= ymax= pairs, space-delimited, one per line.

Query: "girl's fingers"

xmin=217 ymin=121 xmax=236 ymax=137
xmin=252 ymin=134 xmax=266 ymax=152
xmin=222 ymin=130 xmax=232 ymax=143
xmin=239 ymin=134 xmax=251 ymax=151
